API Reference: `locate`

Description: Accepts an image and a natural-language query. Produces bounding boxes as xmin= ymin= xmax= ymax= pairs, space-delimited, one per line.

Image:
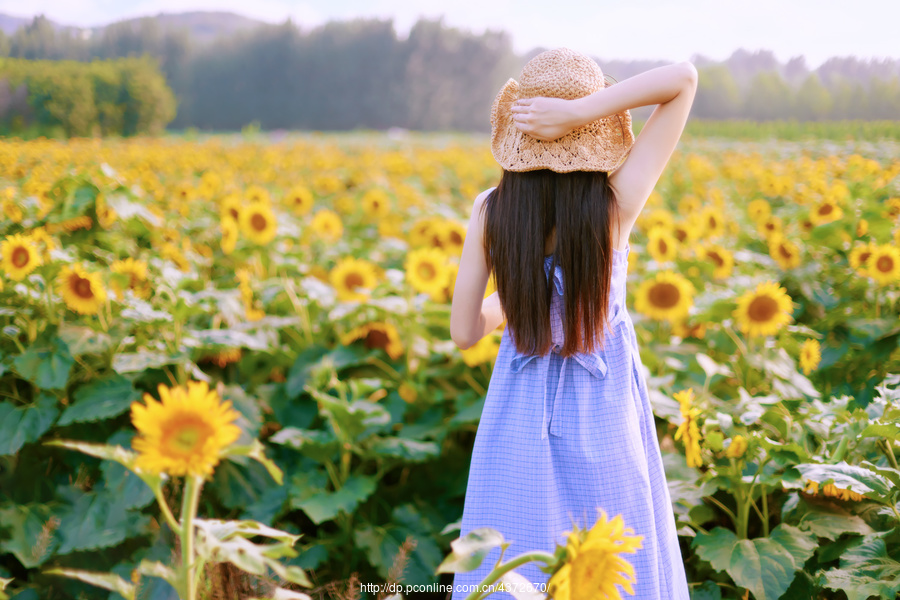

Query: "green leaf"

xmin=0 ymin=394 xmax=59 ymax=456
xmin=57 ymin=324 xmax=114 ymax=356
xmin=58 ymin=375 xmax=141 ymax=425
xmin=294 ymin=475 xmax=376 ymax=524
xmin=286 ymin=345 xmax=330 ymax=399
xmin=436 ymin=527 xmax=506 ymax=574
xmin=796 ymin=506 xmax=874 ymax=540
xmin=192 ymin=518 xmax=311 ymax=588
xmin=822 ymin=568 xmax=900 ymax=600
xmin=354 ymin=521 xmax=444 ymax=585
xmin=270 ymin=427 xmax=341 ymax=462
xmin=766 ymin=524 xmax=817 ymax=570
xmin=42 ymin=568 xmax=134 ymax=599
xmin=56 ymin=489 xmax=151 ymax=554
xmin=728 ymin=538 xmax=796 ymax=600
xmin=43 ymin=439 xmax=164 ymax=498
xmin=13 ymin=337 xmax=74 ymax=390
xmin=366 ymin=437 xmax=441 ymax=462
xmin=0 ymin=504 xmax=60 ymax=568
xmin=859 ymin=422 xmax=900 ymax=443
xmin=691 ymin=527 xmax=737 ymax=574
xmin=793 ymin=461 xmax=894 ymax=500
xmin=221 ymin=439 xmax=284 ymax=485
xmin=689 ymin=580 xmax=722 ymax=600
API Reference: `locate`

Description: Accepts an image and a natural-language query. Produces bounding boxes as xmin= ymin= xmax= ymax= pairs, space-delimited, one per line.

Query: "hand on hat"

xmin=510 ymin=97 xmax=580 ymax=142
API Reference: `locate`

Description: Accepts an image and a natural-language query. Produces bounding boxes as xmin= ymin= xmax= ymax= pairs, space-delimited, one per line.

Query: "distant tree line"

xmin=0 ymin=56 xmax=175 ymax=136
xmin=1 ymin=15 xmax=898 ymax=133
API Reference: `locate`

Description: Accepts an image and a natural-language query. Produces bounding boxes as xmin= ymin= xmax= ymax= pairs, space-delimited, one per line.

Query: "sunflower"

xmin=245 ymin=184 xmax=271 ymax=205
xmin=309 ymin=209 xmax=343 ymax=243
xmin=646 ymin=226 xmax=679 ymax=263
xmin=747 ymin=198 xmax=771 ymax=223
xmin=767 ymin=235 xmax=802 ymax=270
xmin=130 ymin=380 xmax=242 ymax=478
xmin=866 ymin=244 xmax=900 ymax=285
xmin=697 ymin=206 xmax=726 ymax=239
xmin=733 ymin=281 xmax=794 ymax=338
xmin=341 ymin=322 xmax=404 ymax=360
xmin=239 ymin=203 xmax=278 ymax=245
xmin=725 ymin=434 xmax=747 ymax=459
xmin=360 ymin=188 xmax=392 ymax=220
xmin=460 ymin=333 xmax=501 ymax=367
xmin=330 ymin=257 xmax=378 ymax=302
xmin=221 ymin=218 xmax=238 ymax=255
xmin=110 ymin=257 xmax=150 ymax=300
xmin=1 ymin=233 xmax=43 ymax=281
xmin=95 ymin=194 xmax=117 ymax=229
xmin=634 ymin=271 xmax=694 ymax=323
xmin=219 ymin=193 xmax=242 ymax=222
xmin=673 ymin=388 xmax=702 ymax=468
xmin=848 ymin=242 xmax=875 ymax=275
xmin=437 ymin=220 xmax=467 ymax=256
xmin=678 ymin=194 xmax=701 ymax=215
xmin=377 ymin=212 xmax=405 ymax=240
xmin=756 ymin=214 xmax=783 ymax=239
xmin=799 ymin=338 xmax=821 ymax=375
xmin=697 ymin=243 xmax=734 ymax=279
xmin=408 ymin=217 xmax=441 ymax=249
xmin=546 ymin=508 xmax=643 ymax=600
xmin=405 ymin=247 xmax=450 ymax=300
xmin=285 ymin=185 xmax=314 ymax=216
xmin=57 ymin=263 xmax=107 ymax=315
xmin=856 ymin=219 xmax=868 ymax=238
xmin=803 ymin=479 xmax=865 ymax=502
xmin=808 ymin=201 xmax=843 ymax=226
xmin=641 ymin=208 xmax=674 ymax=233
xmin=672 ymin=220 xmax=700 ymax=245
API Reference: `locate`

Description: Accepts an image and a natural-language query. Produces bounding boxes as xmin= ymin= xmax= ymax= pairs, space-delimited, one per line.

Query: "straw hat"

xmin=490 ymin=47 xmax=635 ymax=173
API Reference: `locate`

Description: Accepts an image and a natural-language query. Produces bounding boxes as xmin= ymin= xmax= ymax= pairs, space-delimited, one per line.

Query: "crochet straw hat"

xmin=490 ymin=47 xmax=635 ymax=173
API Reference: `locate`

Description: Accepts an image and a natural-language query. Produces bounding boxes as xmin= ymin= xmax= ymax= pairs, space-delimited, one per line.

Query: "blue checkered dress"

xmin=450 ymin=243 xmax=690 ymax=600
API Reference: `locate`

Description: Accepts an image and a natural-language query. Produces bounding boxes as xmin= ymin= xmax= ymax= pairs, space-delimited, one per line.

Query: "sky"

xmin=5 ymin=0 xmax=899 ymax=69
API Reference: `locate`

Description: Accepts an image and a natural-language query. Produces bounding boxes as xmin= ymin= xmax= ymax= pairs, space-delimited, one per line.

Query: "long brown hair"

xmin=481 ymin=169 xmax=621 ymax=358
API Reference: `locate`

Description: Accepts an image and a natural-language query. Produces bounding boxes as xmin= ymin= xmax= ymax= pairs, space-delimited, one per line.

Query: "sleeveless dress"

xmin=450 ymin=243 xmax=690 ymax=600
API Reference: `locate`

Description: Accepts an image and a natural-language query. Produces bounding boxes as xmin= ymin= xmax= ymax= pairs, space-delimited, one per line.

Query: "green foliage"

xmin=0 ymin=56 xmax=176 ymax=137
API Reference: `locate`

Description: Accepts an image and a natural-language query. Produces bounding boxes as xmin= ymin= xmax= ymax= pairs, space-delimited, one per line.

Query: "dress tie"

xmin=507 ymin=258 xmax=637 ymax=440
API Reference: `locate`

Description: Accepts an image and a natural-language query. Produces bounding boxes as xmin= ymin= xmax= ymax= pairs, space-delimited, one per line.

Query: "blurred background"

xmin=0 ymin=0 xmax=899 ymax=137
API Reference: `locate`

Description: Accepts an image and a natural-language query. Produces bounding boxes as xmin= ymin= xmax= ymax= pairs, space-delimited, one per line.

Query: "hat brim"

xmin=490 ymin=78 xmax=635 ymax=174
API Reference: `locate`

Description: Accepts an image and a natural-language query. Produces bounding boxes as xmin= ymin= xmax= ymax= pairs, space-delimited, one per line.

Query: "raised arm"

xmin=511 ymin=61 xmax=698 ymax=219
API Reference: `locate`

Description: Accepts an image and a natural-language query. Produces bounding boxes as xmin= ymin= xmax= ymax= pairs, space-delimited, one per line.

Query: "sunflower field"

xmin=1 ymin=131 xmax=900 ymax=600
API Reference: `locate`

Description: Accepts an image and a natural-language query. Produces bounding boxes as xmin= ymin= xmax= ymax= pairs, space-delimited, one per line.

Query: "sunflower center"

xmin=73 ymin=276 xmax=94 ymax=299
xmin=417 ymin=262 xmax=437 ymax=280
xmin=708 ymin=251 xmax=723 ymax=267
xmin=658 ymin=239 xmax=668 ymax=254
xmin=229 ymin=208 xmax=239 ymax=220
xmin=571 ymin=547 xmax=613 ymax=593
xmin=163 ymin=417 xmax=213 ymax=456
xmin=449 ymin=231 xmax=463 ymax=245
xmin=364 ymin=328 xmax=390 ymax=350
xmin=251 ymin=213 xmax=268 ymax=231
xmin=876 ymin=256 xmax=894 ymax=273
xmin=819 ymin=204 xmax=833 ymax=215
xmin=779 ymin=244 xmax=793 ymax=259
xmin=345 ymin=272 xmax=365 ymax=289
xmin=11 ymin=246 xmax=30 ymax=268
xmin=708 ymin=216 xmax=717 ymax=229
xmin=748 ymin=295 xmax=778 ymax=322
xmin=648 ymin=282 xmax=681 ymax=309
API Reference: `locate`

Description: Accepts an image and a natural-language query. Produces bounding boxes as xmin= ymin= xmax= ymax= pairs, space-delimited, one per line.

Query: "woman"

xmin=449 ymin=48 xmax=697 ymax=599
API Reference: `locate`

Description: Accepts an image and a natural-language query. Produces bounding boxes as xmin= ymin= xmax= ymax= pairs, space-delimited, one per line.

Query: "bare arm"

xmin=511 ymin=62 xmax=698 ymax=218
xmin=450 ymin=188 xmax=506 ymax=350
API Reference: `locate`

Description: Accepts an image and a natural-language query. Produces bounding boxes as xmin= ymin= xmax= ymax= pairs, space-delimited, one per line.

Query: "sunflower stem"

xmin=880 ymin=439 xmax=899 ymax=471
xmin=463 ymin=551 xmax=556 ymax=600
xmin=154 ymin=486 xmax=180 ymax=533
xmin=180 ymin=474 xmax=203 ymax=600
